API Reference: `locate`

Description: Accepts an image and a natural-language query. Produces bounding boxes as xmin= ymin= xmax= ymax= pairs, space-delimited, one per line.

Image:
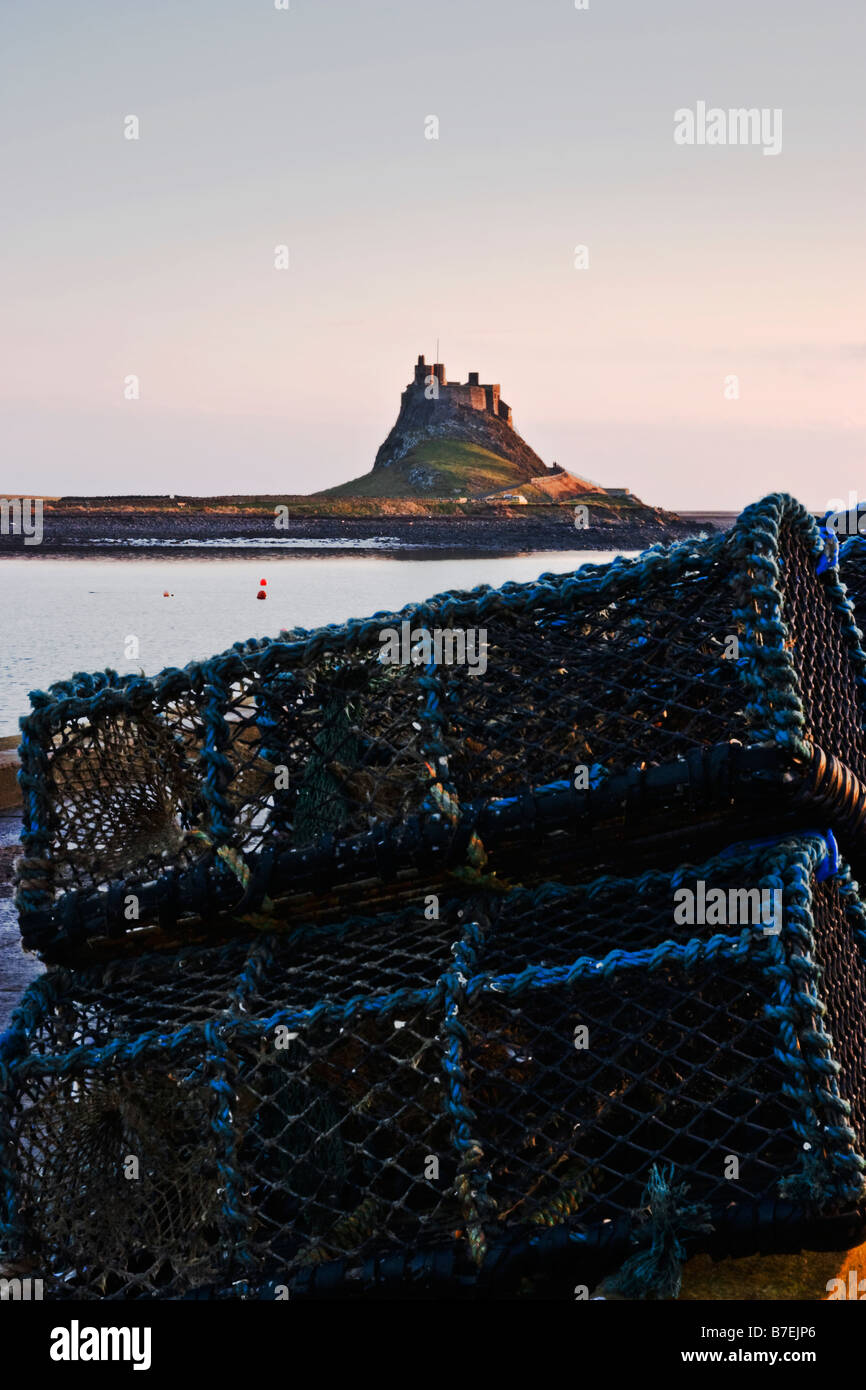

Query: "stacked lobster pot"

xmin=3 ymin=492 xmax=866 ymax=1299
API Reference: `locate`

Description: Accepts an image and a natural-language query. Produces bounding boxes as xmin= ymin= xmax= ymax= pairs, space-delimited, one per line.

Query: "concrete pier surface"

xmin=0 ymin=811 xmax=43 ymax=1030
xmin=0 ymin=734 xmax=19 ymax=812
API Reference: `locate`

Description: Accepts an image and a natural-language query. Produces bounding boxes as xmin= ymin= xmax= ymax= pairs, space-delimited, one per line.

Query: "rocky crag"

xmin=373 ymin=355 xmax=563 ymax=484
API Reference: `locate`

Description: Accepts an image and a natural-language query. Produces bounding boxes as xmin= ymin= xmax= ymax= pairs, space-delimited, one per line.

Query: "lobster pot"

xmin=15 ymin=492 xmax=866 ymax=959
xmin=2 ymin=832 xmax=864 ymax=1300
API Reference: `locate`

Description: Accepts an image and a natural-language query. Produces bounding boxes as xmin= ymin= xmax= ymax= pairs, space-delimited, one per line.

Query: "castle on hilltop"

xmin=372 ymin=353 xmax=552 ymax=479
xmin=408 ymin=355 xmax=513 ymax=427
xmin=328 ymin=352 xmax=613 ymax=498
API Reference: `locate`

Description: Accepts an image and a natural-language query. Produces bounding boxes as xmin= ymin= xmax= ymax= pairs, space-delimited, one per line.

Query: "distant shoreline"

xmin=0 ymin=506 xmax=720 ymax=557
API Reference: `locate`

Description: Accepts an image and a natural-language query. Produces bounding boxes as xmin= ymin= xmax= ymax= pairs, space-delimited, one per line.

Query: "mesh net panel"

xmin=779 ymin=524 xmax=866 ymax=780
xmin=14 ymin=1065 xmax=220 ymax=1298
xmin=224 ymin=657 xmax=431 ymax=851
xmin=808 ymin=881 xmax=866 ymax=1155
xmin=434 ymin=561 xmax=743 ymax=802
xmin=463 ymin=964 xmax=793 ymax=1228
xmin=841 ymin=536 xmax=866 ymax=645
xmin=45 ymin=696 xmax=205 ymax=891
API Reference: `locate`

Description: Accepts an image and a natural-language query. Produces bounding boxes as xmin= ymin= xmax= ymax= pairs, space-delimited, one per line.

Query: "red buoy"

xmin=260 ymin=578 xmax=267 ymax=587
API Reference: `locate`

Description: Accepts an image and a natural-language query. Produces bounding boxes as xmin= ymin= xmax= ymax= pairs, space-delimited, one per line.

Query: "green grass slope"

xmin=315 ymin=440 xmax=537 ymax=499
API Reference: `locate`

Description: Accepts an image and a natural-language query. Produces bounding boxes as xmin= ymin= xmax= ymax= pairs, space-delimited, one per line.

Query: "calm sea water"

xmin=0 ymin=550 xmax=630 ymax=736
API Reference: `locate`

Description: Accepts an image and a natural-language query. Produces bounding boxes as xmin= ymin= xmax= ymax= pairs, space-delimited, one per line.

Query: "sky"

xmin=1 ymin=0 xmax=863 ymax=510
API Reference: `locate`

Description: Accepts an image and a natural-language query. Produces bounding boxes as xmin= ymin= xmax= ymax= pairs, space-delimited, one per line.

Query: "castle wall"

xmin=447 ymin=383 xmax=487 ymax=411
xmin=403 ymin=359 xmax=511 ymax=425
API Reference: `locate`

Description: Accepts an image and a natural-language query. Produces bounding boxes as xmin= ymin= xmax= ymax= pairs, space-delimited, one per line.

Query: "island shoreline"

xmin=0 ymin=508 xmax=722 ymax=557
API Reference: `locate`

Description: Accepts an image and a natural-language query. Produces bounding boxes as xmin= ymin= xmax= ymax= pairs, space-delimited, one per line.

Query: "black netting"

xmin=13 ymin=1064 xmax=220 ymax=1298
xmin=841 ymin=535 xmax=866 ymax=644
xmin=462 ymin=964 xmax=793 ymax=1228
xmin=780 ymin=524 xmax=866 ymax=781
xmin=434 ymin=561 xmax=742 ymax=802
xmin=808 ymin=881 xmax=866 ymax=1156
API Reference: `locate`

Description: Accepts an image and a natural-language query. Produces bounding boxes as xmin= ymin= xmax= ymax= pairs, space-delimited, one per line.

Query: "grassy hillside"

xmin=316 ymin=439 xmax=545 ymax=499
xmin=50 ymin=450 xmax=657 ymax=519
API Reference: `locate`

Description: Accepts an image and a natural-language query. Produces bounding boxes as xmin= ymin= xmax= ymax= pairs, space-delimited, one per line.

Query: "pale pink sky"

xmin=1 ymin=0 xmax=863 ymax=510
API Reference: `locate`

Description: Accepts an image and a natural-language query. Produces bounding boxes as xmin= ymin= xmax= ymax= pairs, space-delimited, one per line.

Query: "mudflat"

xmin=0 ymin=503 xmax=707 ymax=556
